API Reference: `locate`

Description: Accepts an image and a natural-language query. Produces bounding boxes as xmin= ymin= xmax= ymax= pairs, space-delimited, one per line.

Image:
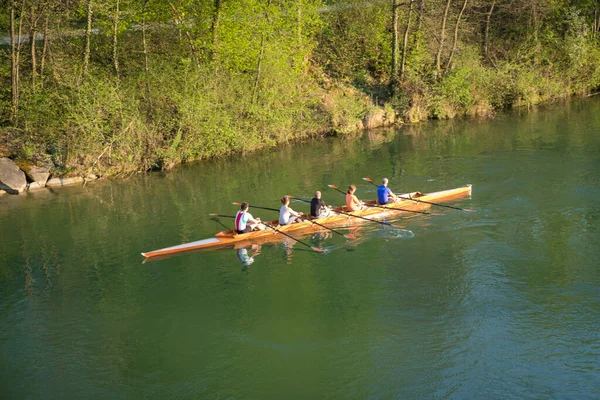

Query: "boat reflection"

xmin=237 ymin=244 xmax=262 ymax=271
xmin=143 ymin=220 xmax=410 ymax=265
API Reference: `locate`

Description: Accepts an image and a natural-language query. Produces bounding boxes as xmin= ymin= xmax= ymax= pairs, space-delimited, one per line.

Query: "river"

xmin=1 ymin=98 xmax=599 ymax=399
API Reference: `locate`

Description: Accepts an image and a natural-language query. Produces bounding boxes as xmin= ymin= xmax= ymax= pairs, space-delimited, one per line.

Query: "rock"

xmin=46 ymin=176 xmax=84 ymax=187
xmin=0 ymin=157 xmax=27 ymax=194
xmin=61 ymin=176 xmax=84 ymax=186
xmin=27 ymin=182 xmax=45 ymax=191
xmin=0 ymin=189 xmax=6 ymax=196
xmin=46 ymin=177 xmax=62 ymax=187
xmin=25 ymin=165 xmax=50 ymax=187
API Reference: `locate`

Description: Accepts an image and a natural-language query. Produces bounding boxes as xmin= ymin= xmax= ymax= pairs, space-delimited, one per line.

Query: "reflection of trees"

xmin=2 ymin=97 xmax=600 ymax=397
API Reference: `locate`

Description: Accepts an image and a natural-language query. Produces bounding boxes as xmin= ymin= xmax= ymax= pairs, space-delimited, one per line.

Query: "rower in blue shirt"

xmin=377 ymin=178 xmax=398 ymax=205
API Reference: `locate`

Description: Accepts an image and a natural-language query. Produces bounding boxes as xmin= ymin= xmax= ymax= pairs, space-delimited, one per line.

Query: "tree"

xmin=444 ymin=0 xmax=469 ymax=74
xmin=391 ymin=0 xmax=401 ymax=91
xmin=82 ymin=0 xmax=93 ymax=81
xmin=400 ymin=0 xmax=415 ymax=80
xmin=436 ymin=0 xmax=452 ymax=76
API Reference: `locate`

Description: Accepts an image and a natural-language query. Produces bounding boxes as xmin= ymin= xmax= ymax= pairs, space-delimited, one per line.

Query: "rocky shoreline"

xmin=0 ymin=157 xmax=100 ymax=196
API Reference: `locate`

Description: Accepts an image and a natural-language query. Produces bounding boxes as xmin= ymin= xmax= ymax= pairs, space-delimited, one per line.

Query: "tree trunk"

xmin=400 ymin=0 xmax=414 ymax=81
xmin=113 ymin=0 xmax=120 ymax=77
xmin=168 ymin=1 xmax=200 ymax=68
xmin=444 ymin=0 xmax=468 ymax=74
xmin=30 ymin=3 xmax=39 ymax=91
xmin=253 ymin=33 xmax=266 ymax=104
xmin=40 ymin=13 xmax=49 ymax=88
xmin=594 ymin=0 xmax=599 ymax=39
xmin=142 ymin=0 xmax=149 ymax=73
xmin=211 ymin=0 xmax=222 ymax=62
xmin=10 ymin=0 xmax=17 ymax=124
xmin=391 ymin=0 xmax=401 ymax=92
xmin=484 ymin=0 xmax=495 ymax=57
xmin=532 ymin=0 xmax=539 ymax=42
xmin=82 ymin=0 xmax=93 ymax=81
xmin=436 ymin=0 xmax=451 ymax=76
xmin=253 ymin=0 xmax=272 ymax=103
xmin=13 ymin=0 xmax=25 ymax=124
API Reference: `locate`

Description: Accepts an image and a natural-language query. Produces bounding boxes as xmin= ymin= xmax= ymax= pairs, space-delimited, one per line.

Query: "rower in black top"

xmin=310 ymin=191 xmax=332 ymax=218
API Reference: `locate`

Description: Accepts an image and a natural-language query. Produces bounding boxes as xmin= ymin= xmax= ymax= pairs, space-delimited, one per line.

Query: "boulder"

xmin=62 ymin=176 xmax=84 ymax=186
xmin=27 ymin=182 xmax=45 ymax=191
xmin=0 ymin=157 xmax=27 ymax=194
xmin=25 ymin=165 xmax=50 ymax=187
xmin=46 ymin=177 xmax=62 ymax=187
xmin=46 ymin=176 xmax=84 ymax=187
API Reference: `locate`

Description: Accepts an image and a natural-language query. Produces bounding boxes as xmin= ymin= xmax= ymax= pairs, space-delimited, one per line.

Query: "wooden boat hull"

xmin=141 ymin=184 xmax=472 ymax=259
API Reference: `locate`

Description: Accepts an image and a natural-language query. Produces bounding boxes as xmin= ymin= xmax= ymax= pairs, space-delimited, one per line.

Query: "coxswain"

xmin=235 ymin=202 xmax=265 ymax=234
xmin=377 ymin=178 xmax=397 ymax=205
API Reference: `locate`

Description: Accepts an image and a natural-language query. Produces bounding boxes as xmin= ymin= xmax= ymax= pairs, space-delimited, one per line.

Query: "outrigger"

xmin=141 ymin=184 xmax=472 ymax=259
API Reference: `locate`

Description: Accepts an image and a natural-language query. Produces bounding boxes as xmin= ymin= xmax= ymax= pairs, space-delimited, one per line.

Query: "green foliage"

xmin=3 ymin=0 xmax=600 ymax=176
xmin=320 ymin=87 xmax=368 ymax=135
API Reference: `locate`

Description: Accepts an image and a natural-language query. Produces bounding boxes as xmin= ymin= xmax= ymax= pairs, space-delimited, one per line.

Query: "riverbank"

xmin=0 ymin=78 xmax=598 ymax=196
xmin=2 ymin=0 xmax=599 ymax=194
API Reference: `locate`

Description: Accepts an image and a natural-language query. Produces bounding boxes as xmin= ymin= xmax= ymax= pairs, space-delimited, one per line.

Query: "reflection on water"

xmin=237 ymin=245 xmax=261 ymax=270
xmin=1 ymin=97 xmax=600 ymax=399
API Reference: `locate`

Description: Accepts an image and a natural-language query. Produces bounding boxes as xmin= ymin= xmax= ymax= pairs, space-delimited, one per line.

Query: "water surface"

xmin=1 ymin=98 xmax=599 ymax=399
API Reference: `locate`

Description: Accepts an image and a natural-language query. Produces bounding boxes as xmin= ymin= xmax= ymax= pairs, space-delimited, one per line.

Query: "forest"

xmin=1 ymin=0 xmax=599 ymax=176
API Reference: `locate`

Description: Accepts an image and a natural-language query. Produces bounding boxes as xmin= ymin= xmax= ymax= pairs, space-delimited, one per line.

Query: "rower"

xmin=310 ymin=191 xmax=332 ymax=218
xmin=235 ymin=202 xmax=265 ymax=234
xmin=279 ymin=196 xmax=304 ymax=225
xmin=346 ymin=185 xmax=365 ymax=211
xmin=377 ymin=178 xmax=397 ymax=205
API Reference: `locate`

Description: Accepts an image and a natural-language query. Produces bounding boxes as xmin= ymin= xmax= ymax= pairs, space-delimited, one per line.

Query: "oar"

xmin=209 ymin=213 xmax=235 ymax=219
xmin=228 ymin=206 xmax=323 ymax=252
xmin=327 ymin=184 xmax=346 ymax=196
xmin=308 ymin=219 xmax=355 ymax=239
xmin=209 ymin=214 xmax=233 ymax=230
xmin=232 ymin=202 xmax=279 ymax=212
xmin=331 ymin=209 xmax=405 ymax=229
xmin=260 ymin=222 xmax=324 ymax=253
xmin=290 ymin=196 xmax=404 ymax=229
xmin=362 ymin=177 xmax=475 ymax=212
xmin=283 ymin=196 xmax=355 ymax=239
xmin=365 ymin=203 xmax=441 ymax=216
xmin=327 ymin=184 xmax=433 ymax=216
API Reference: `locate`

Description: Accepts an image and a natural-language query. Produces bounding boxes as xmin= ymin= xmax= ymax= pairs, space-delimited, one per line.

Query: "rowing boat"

xmin=141 ymin=184 xmax=472 ymax=259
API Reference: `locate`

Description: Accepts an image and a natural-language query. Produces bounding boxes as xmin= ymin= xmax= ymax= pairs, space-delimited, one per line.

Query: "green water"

xmin=2 ymin=98 xmax=600 ymax=399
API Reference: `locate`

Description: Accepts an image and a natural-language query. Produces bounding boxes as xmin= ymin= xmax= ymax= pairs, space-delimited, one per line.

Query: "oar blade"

xmin=327 ymin=184 xmax=337 ymax=189
xmin=312 ymin=247 xmax=325 ymax=253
